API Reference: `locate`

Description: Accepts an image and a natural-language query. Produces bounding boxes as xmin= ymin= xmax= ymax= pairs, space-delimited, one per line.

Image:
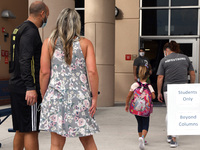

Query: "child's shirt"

xmin=130 ymin=82 xmax=155 ymax=93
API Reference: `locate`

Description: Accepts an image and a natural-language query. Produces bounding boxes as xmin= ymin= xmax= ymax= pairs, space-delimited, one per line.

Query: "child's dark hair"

xmin=138 ymin=65 xmax=149 ymax=80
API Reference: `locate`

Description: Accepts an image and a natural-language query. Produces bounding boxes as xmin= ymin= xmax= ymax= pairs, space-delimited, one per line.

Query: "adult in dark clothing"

xmin=9 ymin=1 xmax=49 ymax=150
xmin=133 ymin=48 xmax=152 ymax=81
xmin=157 ymin=41 xmax=195 ymax=148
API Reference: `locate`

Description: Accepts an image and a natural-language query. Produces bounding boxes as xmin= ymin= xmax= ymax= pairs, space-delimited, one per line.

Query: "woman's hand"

xmin=89 ymin=99 xmax=97 ymax=117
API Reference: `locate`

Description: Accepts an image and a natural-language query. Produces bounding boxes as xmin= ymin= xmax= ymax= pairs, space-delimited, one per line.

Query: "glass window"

xmin=75 ymin=0 xmax=84 ymax=8
xmin=171 ymin=0 xmax=198 ymax=6
xmin=142 ymin=0 xmax=169 ymax=7
xmin=179 ymin=43 xmax=192 ymax=57
xmin=171 ymin=9 xmax=198 ymax=35
xmin=142 ymin=10 xmax=168 ymax=35
xmin=75 ymin=0 xmax=85 ymax=36
xmin=77 ymin=10 xmax=84 ymax=36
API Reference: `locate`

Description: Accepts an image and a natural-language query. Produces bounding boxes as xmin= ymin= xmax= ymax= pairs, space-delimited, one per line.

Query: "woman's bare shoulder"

xmin=43 ymin=38 xmax=49 ymax=44
xmin=79 ymin=37 xmax=93 ymax=46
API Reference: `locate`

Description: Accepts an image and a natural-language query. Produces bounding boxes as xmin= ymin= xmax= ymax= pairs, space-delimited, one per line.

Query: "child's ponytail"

xmin=138 ymin=65 xmax=149 ymax=81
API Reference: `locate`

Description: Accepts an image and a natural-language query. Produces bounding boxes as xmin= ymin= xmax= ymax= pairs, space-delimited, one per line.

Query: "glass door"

xmin=170 ymin=39 xmax=199 ymax=82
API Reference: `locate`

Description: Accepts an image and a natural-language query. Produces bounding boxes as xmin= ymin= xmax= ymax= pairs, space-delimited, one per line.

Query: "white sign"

xmin=168 ymin=84 xmax=200 ymax=135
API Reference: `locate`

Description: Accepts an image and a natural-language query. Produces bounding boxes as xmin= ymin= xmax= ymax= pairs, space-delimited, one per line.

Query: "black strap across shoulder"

xmin=137 ymin=81 xmax=149 ymax=89
xmin=9 ymin=22 xmax=28 ymax=73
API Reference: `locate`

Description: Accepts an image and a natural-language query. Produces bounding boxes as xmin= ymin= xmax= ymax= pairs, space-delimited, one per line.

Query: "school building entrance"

xmin=139 ymin=0 xmax=200 ymax=99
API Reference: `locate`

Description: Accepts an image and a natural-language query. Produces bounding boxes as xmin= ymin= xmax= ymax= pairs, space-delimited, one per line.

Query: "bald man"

xmin=9 ymin=1 xmax=49 ymax=150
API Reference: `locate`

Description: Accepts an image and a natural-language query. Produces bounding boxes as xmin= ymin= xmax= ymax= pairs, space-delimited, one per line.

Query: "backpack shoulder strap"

xmin=142 ymin=83 xmax=149 ymax=87
xmin=142 ymin=83 xmax=152 ymax=94
xmin=138 ymin=82 xmax=151 ymax=92
xmin=137 ymin=81 xmax=142 ymax=87
xmin=9 ymin=22 xmax=32 ymax=73
xmin=10 ymin=22 xmax=28 ymax=62
xmin=16 ymin=22 xmax=29 ymax=40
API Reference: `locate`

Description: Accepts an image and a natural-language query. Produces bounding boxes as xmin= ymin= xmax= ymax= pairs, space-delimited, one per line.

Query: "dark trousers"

xmin=135 ymin=115 xmax=150 ymax=132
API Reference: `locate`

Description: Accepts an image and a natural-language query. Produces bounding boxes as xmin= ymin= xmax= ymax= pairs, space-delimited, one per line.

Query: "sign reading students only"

xmin=168 ymin=84 xmax=200 ymax=135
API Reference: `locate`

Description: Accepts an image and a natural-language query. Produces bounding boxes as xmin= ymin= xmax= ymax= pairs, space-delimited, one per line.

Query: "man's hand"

xmin=149 ymin=69 xmax=152 ymax=75
xmin=134 ymin=76 xmax=138 ymax=81
xmin=133 ymin=66 xmax=137 ymax=81
xmin=157 ymin=75 xmax=164 ymax=103
xmin=157 ymin=93 xmax=163 ymax=103
xmin=25 ymin=90 xmax=38 ymax=105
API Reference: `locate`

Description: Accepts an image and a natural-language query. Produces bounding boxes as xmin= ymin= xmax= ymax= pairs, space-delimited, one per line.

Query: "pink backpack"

xmin=129 ymin=81 xmax=153 ymax=117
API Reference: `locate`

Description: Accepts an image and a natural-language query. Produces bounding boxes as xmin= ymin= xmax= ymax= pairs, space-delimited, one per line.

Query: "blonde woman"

xmin=39 ymin=8 xmax=99 ymax=150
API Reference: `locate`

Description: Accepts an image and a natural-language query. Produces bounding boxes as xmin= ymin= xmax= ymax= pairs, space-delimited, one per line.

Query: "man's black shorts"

xmin=10 ymin=90 xmax=42 ymax=132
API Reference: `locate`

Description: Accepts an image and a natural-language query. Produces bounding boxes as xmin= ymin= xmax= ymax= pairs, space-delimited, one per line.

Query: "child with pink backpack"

xmin=125 ymin=65 xmax=156 ymax=150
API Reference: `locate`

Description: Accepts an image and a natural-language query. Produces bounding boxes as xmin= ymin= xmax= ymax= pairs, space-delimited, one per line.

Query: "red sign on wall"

xmin=5 ymin=57 xmax=8 ymax=64
xmin=5 ymin=50 xmax=8 ymax=57
xmin=2 ymin=27 xmax=5 ymax=33
xmin=1 ymin=50 xmax=5 ymax=57
xmin=125 ymin=54 xmax=132 ymax=61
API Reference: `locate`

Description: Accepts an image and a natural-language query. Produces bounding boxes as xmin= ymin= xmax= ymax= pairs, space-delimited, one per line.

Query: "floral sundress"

xmin=39 ymin=38 xmax=100 ymax=137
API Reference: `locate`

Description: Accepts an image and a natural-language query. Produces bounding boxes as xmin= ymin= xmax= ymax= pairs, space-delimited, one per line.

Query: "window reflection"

xmin=142 ymin=0 xmax=168 ymax=7
xmin=179 ymin=44 xmax=192 ymax=56
xmin=171 ymin=0 xmax=198 ymax=6
xmin=75 ymin=0 xmax=85 ymax=36
xmin=75 ymin=0 xmax=84 ymax=8
xmin=171 ymin=9 xmax=198 ymax=35
xmin=142 ymin=10 xmax=168 ymax=35
xmin=77 ymin=10 xmax=84 ymax=36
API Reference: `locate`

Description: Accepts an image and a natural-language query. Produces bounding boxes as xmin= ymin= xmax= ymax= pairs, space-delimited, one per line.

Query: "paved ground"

xmin=0 ymin=104 xmax=200 ymax=150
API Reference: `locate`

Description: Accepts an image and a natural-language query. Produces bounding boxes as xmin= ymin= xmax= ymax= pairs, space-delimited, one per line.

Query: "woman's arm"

xmin=85 ymin=39 xmax=99 ymax=117
xmin=40 ymin=38 xmax=51 ymax=98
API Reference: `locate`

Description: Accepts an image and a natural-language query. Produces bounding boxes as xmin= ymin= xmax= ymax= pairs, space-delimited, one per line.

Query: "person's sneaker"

xmin=167 ymin=136 xmax=172 ymax=143
xmin=139 ymin=137 xmax=145 ymax=150
xmin=170 ymin=140 xmax=178 ymax=148
xmin=144 ymin=140 xmax=148 ymax=145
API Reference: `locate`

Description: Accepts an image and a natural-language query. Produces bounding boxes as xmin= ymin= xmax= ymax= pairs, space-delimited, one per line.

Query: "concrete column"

xmin=28 ymin=0 xmax=75 ymax=40
xmin=85 ymin=0 xmax=115 ymax=106
xmin=115 ymin=0 xmax=139 ymax=102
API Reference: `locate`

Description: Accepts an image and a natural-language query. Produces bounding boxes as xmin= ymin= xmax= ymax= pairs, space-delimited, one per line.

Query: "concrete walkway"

xmin=0 ymin=104 xmax=200 ymax=150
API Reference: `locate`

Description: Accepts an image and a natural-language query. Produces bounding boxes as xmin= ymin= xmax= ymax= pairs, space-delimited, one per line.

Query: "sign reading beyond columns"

xmin=168 ymin=84 xmax=200 ymax=135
